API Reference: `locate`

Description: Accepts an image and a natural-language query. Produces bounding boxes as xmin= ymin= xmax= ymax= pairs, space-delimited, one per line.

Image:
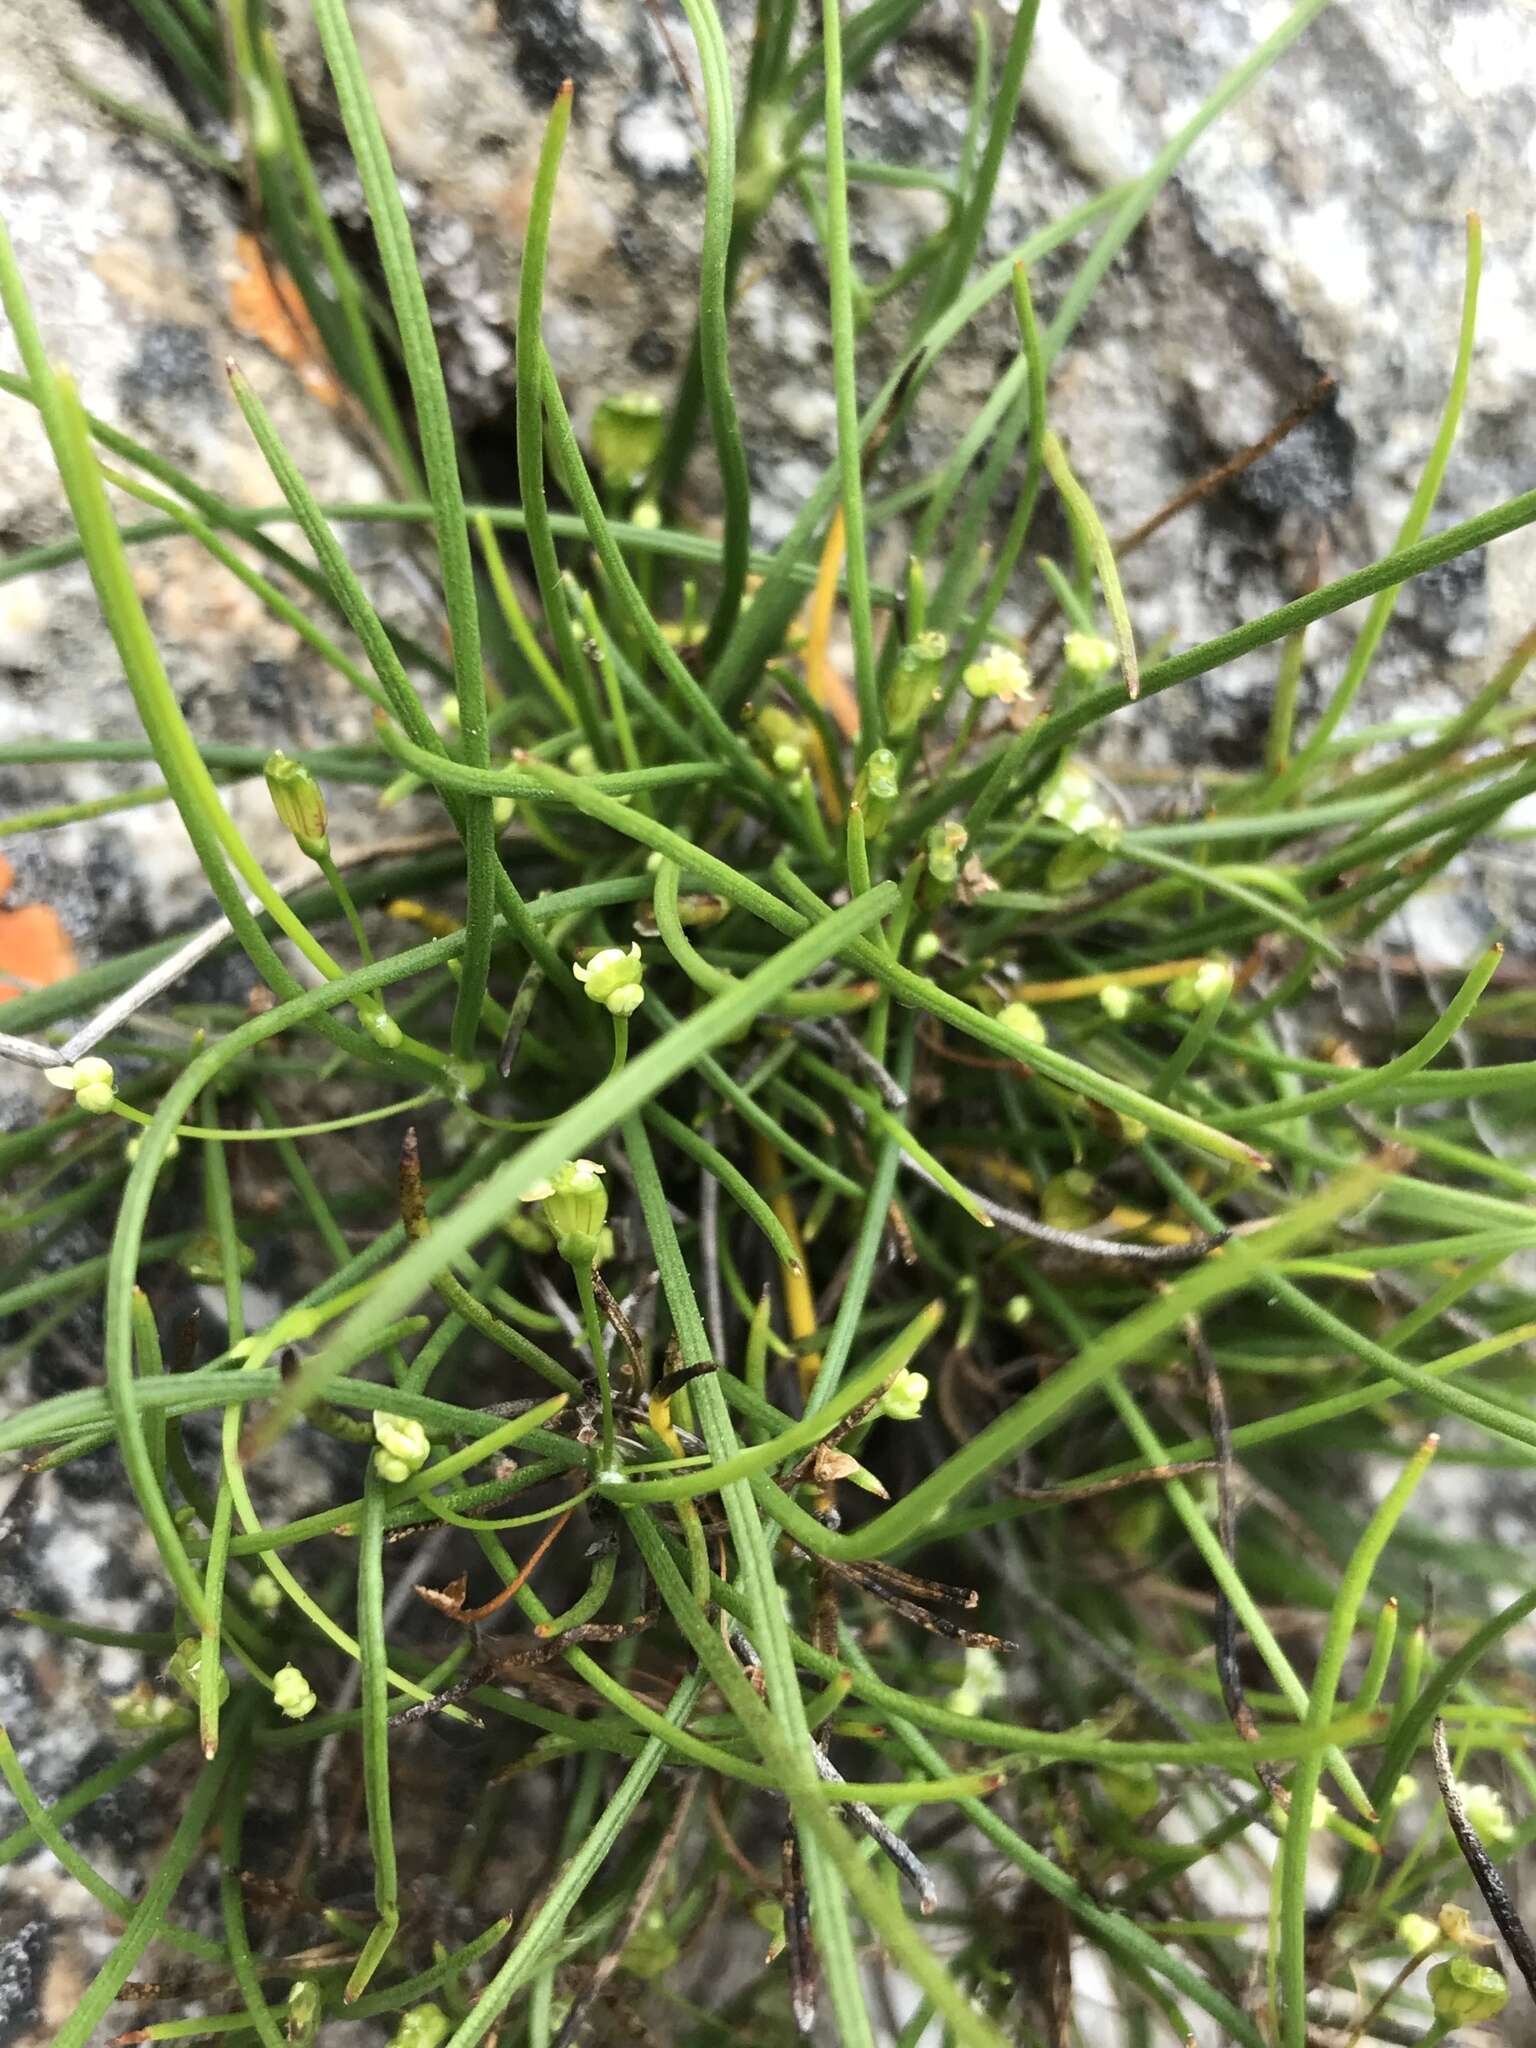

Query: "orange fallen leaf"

xmin=228 ymin=232 xmax=341 ymax=408
xmin=0 ymin=854 xmax=78 ymax=1003
xmin=802 ymin=506 xmax=861 ymax=752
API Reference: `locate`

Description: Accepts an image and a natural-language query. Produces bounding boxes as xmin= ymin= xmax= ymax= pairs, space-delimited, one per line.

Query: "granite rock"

xmin=267 ymin=0 xmax=1536 ymax=723
xmin=0 ymin=3 xmax=402 ymax=955
xmin=3 ymin=0 xmax=1531 ymax=947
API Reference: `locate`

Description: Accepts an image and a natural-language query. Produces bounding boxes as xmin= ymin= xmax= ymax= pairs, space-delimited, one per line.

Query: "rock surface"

xmin=2 ymin=0 xmax=1532 ymax=937
xmin=278 ymin=0 xmax=1536 ymax=744
xmin=0 ymin=4 xmax=1531 ymax=2036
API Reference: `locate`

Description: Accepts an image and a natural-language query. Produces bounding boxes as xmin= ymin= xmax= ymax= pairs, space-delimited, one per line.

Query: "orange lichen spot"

xmin=0 ymin=855 xmax=78 ymax=1003
xmin=228 ymin=233 xmax=341 ymax=407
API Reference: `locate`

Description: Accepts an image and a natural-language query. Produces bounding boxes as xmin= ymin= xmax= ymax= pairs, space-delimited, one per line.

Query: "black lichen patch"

xmin=498 ymin=0 xmax=605 ymax=108
xmin=119 ymin=322 xmax=219 ymax=426
xmin=1235 ymin=395 xmax=1358 ymax=524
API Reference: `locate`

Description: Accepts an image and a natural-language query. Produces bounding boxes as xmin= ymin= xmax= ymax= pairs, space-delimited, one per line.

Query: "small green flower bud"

xmin=925 ymin=821 xmax=967 ymax=889
xmin=1004 ymin=1293 xmax=1033 ymax=1327
xmin=1101 ymin=1763 xmax=1159 ymax=1821
xmin=879 ymin=1369 xmax=929 ymax=1422
xmin=286 ymin=1977 xmax=322 ymax=2046
xmin=384 ymin=2002 xmax=452 ymax=2048
xmin=1062 ymin=631 xmax=1117 ymax=681
xmin=1041 ymin=1168 xmax=1097 ymax=1231
xmin=492 ymin=795 xmax=515 ymax=829
xmin=566 ymin=744 xmax=598 ymax=778
xmin=946 ymin=1646 xmax=1004 ymax=1718
xmin=44 ymin=1055 xmax=117 ymax=1116
xmin=125 ymin=1131 xmax=180 ymax=1164
xmin=591 ymin=391 xmax=665 ymax=489
xmin=1109 ymin=1492 xmax=1164 ymax=1560
xmin=110 ymin=1682 xmax=189 ymax=1731
xmin=852 ymin=748 xmax=899 ymax=840
xmin=1040 ymin=761 xmax=1110 ymax=835
xmin=1427 ymin=1956 xmax=1508 ymax=2025
xmin=632 ymin=497 xmax=662 ymax=530
xmin=522 ymin=1158 xmax=609 ymax=1267
xmin=997 ymin=999 xmax=1047 ymax=1048
xmin=505 ymin=1208 xmax=555 ymax=1255
xmin=1395 ymin=1912 xmax=1442 ymax=1953
xmin=886 ymin=629 xmax=948 ymax=738
xmin=1460 ymin=1781 xmax=1514 ymax=1849
xmin=372 ymin=1411 xmax=431 ymax=1484
xmin=272 ymin=1664 xmax=317 ymax=1720
xmin=573 ymin=942 xmax=646 ymax=1017
xmin=1167 ymin=960 xmax=1234 ymax=1013
xmin=749 ymin=1896 xmax=786 ymax=1944
xmin=671 ymin=892 xmax=728 ymax=928
xmin=179 ymin=1229 xmax=255 ymax=1283
xmin=248 ymin=1572 xmax=282 ymax=1614
xmin=1099 ymin=983 xmax=1134 ymax=1022
xmin=437 ymin=693 xmax=461 ymax=731
xmin=962 ymin=646 xmax=1032 ymax=703
xmin=910 ymin=931 xmax=942 ymax=965
xmin=264 ymin=751 xmax=330 ymax=859
xmin=734 ymin=99 xmax=788 ymax=217
xmin=1046 ymin=815 xmax=1123 ymax=892
xmin=169 ymin=1636 xmax=229 ymax=1706
xmin=619 ymin=1907 xmax=681 ymax=1979
xmin=1267 ymin=1788 xmax=1336 ymax=1836
xmin=751 ymin=705 xmax=813 ymax=780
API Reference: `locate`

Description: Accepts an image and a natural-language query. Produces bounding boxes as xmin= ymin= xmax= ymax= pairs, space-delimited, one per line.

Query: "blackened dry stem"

xmin=781 ymin=1828 xmax=817 ymax=2037
xmin=809 ymin=1745 xmax=939 ymax=1914
xmin=398 ymin=1125 xmax=428 ymax=1240
xmin=789 ymin=1544 xmax=1005 ymax=1647
xmin=391 ymin=1612 xmax=656 ymax=1725
xmin=846 ymin=1554 xmax=980 ymax=1614
xmin=592 ymin=1266 xmax=646 ymax=1392
xmin=1188 ymin=1316 xmax=1284 ymax=1802
xmin=729 ymin=1625 xmax=940 ymax=1910
xmin=498 ymin=959 xmax=546 ymax=1077
xmin=909 ymin=1153 xmax=1225 ymax=1267
xmin=1009 ymin=1458 xmax=1217 ymax=1506
xmin=1432 ymin=1716 xmax=1536 ymax=2003
xmin=170 ymin=1305 xmax=202 ymax=1372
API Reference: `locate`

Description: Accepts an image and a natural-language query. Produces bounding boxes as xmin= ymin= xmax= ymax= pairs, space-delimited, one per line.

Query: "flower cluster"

xmin=574 ymin=943 xmax=646 ymax=1017
xmin=272 ymin=1665 xmax=318 ymax=1720
xmin=1039 ymin=760 xmax=1123 ymax=890
xmin=44 ymin=1055 xmax=116 ymax=1115
xmin=372 ymin=1411 xmax=430 ymax=1484
xmin=961 ymin=646 xmax=1032 ymax=703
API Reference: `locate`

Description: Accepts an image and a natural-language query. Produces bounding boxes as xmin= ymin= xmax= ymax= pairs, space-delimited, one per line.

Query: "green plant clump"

xmin=4 ymin=3 xmax=1536 ymax=2044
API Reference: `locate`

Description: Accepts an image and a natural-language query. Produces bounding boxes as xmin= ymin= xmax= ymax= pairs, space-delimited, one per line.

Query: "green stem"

xmin=820 ymin=0 xmax=880 ymax=756
xmin=1278 ymin=1438 xmax=1437 ymax=2046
